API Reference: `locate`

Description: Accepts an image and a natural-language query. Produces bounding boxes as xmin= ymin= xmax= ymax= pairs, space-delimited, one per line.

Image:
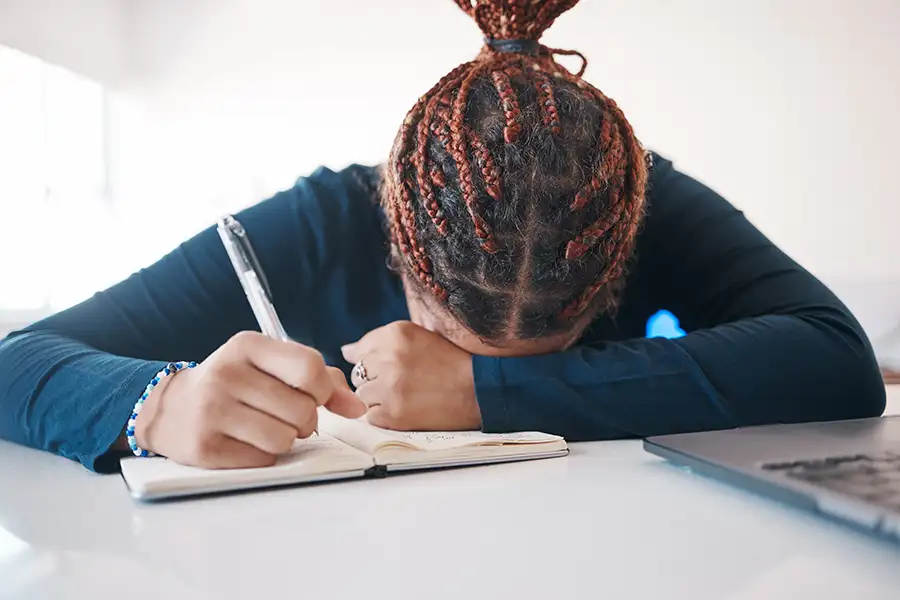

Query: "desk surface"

xmin=2 ymin=390 xmax=900 ymax=600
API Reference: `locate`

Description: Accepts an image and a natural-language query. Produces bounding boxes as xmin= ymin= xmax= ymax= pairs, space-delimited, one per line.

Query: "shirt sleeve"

xmin=473 ymin=157 xmax=886 ymax=440
xmin=0 ymin=166 xmax=383 ymax=472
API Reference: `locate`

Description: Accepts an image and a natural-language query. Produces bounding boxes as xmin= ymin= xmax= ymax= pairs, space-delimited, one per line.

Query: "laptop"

xmin=643 ymin=416 xmax=900 ymax=543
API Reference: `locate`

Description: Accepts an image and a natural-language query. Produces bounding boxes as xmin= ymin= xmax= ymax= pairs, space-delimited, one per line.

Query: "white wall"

xmin=5 ymin=0 xmax=898 ymax=337
xmin=0 ymin=0 xmax=128 ymax=85
xmin=116 ymin=0 xmax=900 ymax=283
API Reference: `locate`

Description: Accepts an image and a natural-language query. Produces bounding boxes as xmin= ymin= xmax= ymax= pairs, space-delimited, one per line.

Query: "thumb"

xmin=341 ymin=342 xmax=361 ymax=364
xmin=324 ymin=367 xmax=367 ymax=419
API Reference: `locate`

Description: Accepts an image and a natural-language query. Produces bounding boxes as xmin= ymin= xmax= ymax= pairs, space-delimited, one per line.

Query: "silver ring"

xmin=351 ymin=360 xmax=372 ymax=389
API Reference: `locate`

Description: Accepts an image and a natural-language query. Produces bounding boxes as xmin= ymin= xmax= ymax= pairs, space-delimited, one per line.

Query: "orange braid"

xmin=449 ymin=64 xmax=499 ymax=253
xmin=491 ymin=70 xmax=523 ymax=144
xmin=390 ymin=62 xmax=471 ymax=297
xmin=549 ymin=63 xmax=649 ymax=318
xmin=469 ymin=127 xmax=502 ymax=201
xmin=533 ymin=69 xmax=562 ymax=135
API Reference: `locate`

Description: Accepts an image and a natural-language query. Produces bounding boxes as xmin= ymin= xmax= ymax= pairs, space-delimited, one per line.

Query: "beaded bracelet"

xmin=126 ymin=361 xmax=198 ymax=457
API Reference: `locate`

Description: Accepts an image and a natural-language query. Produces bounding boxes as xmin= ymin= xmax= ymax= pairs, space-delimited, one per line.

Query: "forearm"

xmin=0 ymin=330 xmax=166 ymax=471
xmin=474 ymin=308 xmax=885 ymax=441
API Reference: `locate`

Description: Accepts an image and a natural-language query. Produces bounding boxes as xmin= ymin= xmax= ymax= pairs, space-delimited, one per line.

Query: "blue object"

xmin=647 ymin=310 xmax=686 ymax=339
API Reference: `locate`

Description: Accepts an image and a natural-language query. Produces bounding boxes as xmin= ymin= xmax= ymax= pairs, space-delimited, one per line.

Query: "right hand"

xmin=133 ymin=331 xmax=367 ymax=469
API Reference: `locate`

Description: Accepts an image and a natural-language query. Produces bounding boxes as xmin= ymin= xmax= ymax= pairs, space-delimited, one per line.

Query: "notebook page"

xmin=317 ymin=409 xmax=398 ymax=455
xmin=120 ymin=433 xmax=373 ymax=499
xmin=317 ymin=409 xmax=563 ymax=454
xmin=380 ymin=430 xmax=563 ymax=451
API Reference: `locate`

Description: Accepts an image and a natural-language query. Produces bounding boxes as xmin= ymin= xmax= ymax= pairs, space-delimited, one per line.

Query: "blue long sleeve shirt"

xmin=0 ymin=154 xmax=886 ymax=472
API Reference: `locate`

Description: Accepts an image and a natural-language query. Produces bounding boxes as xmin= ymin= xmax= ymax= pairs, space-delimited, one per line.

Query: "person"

xmin=0 ymin=0 xmax=885 ymax=473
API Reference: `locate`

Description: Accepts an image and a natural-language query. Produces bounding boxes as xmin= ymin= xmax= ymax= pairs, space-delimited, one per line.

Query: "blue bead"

xmin=151 ymin=378 xmax=159 ymax=385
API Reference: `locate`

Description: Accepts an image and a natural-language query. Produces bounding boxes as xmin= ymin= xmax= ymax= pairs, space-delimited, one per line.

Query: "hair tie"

xmin=484 ymin=38 xmax=541 ymax=55
xmin=485 ymin=38 xmax=588 ymax=78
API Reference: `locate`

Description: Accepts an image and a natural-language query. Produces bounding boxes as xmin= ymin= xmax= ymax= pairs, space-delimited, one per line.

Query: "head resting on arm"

xmin=382 ymin=0 xmax=649 ymax=356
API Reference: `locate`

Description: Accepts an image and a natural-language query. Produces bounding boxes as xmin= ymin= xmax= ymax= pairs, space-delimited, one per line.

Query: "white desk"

xmin=2 ymin=390 xmax=899 ymax=600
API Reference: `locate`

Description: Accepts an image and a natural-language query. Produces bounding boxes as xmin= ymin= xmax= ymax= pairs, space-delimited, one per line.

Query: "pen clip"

xmin=217 ymin=215 xmax=290 ymax=342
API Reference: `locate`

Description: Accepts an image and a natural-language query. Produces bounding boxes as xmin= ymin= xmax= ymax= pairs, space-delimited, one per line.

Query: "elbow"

xmin=804 ymin=311 xmax=886 ymax=421
xmin=841 ymin=347 xmax=886 ymax=420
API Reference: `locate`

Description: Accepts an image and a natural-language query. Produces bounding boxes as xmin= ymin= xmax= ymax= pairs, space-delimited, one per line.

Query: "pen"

xmin=217 ymin=215 xmax=290 ymax=342
xmin=217 ymin=215 xmax=320 ymax=437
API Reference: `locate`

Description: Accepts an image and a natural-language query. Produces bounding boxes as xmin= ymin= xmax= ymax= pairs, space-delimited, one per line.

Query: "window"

xmin=0 ymin=46 xmax=108 ymax=316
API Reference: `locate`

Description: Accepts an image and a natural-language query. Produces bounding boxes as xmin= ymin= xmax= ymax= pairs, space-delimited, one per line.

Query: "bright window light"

xmin=0 ymin=46 xmax=107 ymax=312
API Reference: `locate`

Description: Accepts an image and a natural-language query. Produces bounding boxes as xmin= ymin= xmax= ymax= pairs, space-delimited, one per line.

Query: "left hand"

xmin=341 ymin=321 xmax=481 ymax=431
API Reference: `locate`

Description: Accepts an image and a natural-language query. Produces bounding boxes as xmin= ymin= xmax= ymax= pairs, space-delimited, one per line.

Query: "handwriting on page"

xmin=285 ymin=434 xmax=339 ymax=455
xmin=394 ymin=430 xmax=560 ymax=449
xmin=397 ymin=432 xmax=461 ymax=444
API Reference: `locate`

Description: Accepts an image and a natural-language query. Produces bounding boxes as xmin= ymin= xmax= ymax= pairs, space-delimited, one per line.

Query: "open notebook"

xmin=120 ymin=410 xmax=568 ymax=500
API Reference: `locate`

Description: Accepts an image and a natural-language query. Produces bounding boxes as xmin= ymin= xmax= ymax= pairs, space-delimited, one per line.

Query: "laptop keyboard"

xmin=762 ymin=452 xmax=900 ymax=512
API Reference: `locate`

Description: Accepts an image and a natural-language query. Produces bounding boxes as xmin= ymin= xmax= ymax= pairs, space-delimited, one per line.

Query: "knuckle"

xmin=393 ymin=345 xmax=411 ymax=362
xmin=228 ymin=330 xmax=261 ymax=353
xmin=298 ymin=359 xmax=332 ymax=401
xmin=325 ymin=366 xmax=347 ymax=387
xmin=286 ymin=397 xmax=315 ymax=429
xmin=204 ymin=358 xmax=240 ymax=386
xmin=385 ymin=398 xmax=406 ymax=421
xmin=252 ymin=453 xmax=278 ymax=469
xmin=294 ymin=425 xmax=313 ymax=441
xmin=393 ymin=378 xmax=412 ymax=400
xmin=199 ymin=378 xmax=225 ymax=401
xmin=192 ymin=431 xmax=220 ymax=463
xmin=367 ymin=412 xmax=391 ymax=429
xmin=272 ymin=430 xmax=296 ymax=454
xmin=294 ymin=408 xmax=317 ymax=438
xmin=205 ymin=396 xmax=232 ymax=426
xmin=385 ymin=374 xmax=404 ymax=395
xmin=391 ymin=321 xmax=416 ymax=341
xmin=192 ymin=392 xmax=216 ymax=418
xmin=297 ymin=346 xmax=327 ymax=371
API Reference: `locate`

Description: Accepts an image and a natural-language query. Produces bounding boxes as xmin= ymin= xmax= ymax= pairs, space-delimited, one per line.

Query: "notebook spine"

xmin=365 ymin=465 xmax=388 ymax=478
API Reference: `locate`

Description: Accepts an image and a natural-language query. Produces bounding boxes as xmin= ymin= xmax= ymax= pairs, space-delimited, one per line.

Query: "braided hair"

xmin=383 ymin=0 xmax=649 ymax=341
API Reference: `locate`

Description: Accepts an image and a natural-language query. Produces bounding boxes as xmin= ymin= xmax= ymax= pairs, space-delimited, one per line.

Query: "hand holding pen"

xmin=127 ymin=217 xmax=366 ymax=469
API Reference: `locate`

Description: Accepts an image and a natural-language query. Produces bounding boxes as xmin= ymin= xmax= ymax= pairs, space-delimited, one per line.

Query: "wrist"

xmin=132 ymin=374 xmax=175 ymax=452
xmin=129 ymin=361 xmax=197 ymax=456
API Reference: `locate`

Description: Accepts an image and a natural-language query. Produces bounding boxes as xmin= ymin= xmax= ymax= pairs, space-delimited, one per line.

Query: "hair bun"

xmin=452 ymin=0 xmax=581 ymax=42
